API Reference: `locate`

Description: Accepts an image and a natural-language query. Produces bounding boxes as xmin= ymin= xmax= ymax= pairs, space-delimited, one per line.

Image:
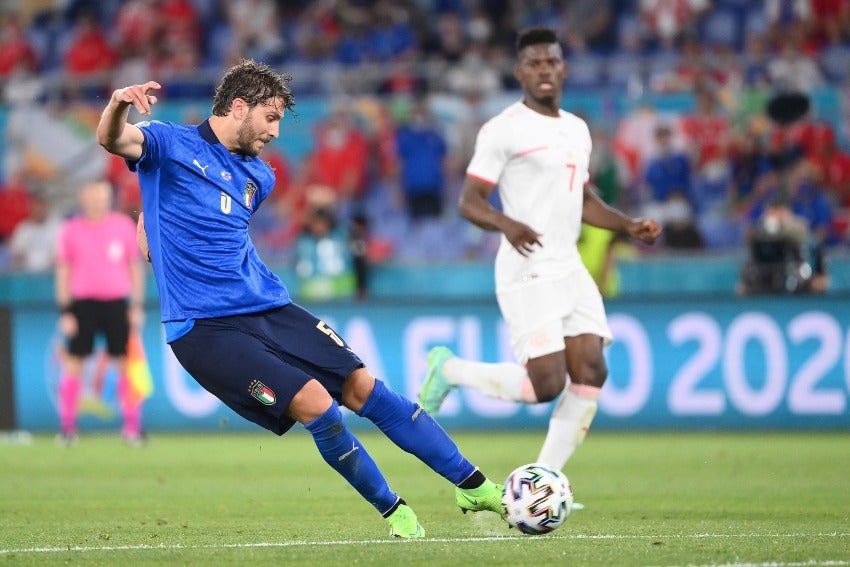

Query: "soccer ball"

xmin=501 ymin=463 xmax=573 ymax=535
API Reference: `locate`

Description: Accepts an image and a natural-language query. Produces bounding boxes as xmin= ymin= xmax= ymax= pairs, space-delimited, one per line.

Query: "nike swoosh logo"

xmin=458 ymin=493 xmax=479 ymax=506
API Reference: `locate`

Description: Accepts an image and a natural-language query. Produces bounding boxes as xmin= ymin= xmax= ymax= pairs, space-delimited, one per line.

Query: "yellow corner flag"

xmin=126 ymin=331 xmax=154 ymax=403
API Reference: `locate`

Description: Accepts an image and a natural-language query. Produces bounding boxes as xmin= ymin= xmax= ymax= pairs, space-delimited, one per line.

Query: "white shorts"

xmin=496 ymin=266 xmax=613 ymax=364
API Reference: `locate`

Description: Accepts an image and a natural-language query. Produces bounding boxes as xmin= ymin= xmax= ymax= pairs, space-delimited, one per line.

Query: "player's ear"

xmin=232 ymin=98 xmax=248 ymax=120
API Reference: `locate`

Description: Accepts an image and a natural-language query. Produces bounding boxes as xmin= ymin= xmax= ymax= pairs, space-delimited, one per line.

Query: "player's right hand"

xmin=503 ymin=218 xmax=542 ymax=257
xmin=114 ymin=81 xmax=161 ymax=115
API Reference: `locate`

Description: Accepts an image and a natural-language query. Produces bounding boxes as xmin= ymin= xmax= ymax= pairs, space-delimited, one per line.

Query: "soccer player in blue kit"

xmin=95 ymin=59 xmax=504 ymax=538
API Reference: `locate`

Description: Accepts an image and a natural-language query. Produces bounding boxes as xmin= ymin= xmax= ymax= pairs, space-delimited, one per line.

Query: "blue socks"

xmin=357 ymin=379 xmax=477 ymax=485
xmin=306 ymin=381 xmax=482 ymax=517
xmin=305 ymin=400 xmax=399 ymax=515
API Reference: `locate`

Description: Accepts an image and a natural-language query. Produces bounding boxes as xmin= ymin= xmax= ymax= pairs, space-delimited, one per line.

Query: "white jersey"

xmin=467 ymin=101 xmax=591 ymax=291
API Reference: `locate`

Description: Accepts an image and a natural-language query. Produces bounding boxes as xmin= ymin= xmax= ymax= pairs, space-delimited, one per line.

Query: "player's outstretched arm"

xmin=459 ymin=175 xmax=542 ymax=257
xmin=581 ymin=185 xmax=662 ymax=244
xmin=96 ymin=81 xmax=161 ymax=161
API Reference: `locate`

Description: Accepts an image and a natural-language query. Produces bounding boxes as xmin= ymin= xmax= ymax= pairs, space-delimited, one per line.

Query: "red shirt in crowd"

xmin=678 ymin=111 xmax=731 ymax=168
xmin=770 ymin=120 xmax=835 ymax=160
xmin=159 ymin=0 xmax=200 ymax=46
xmin=0 ymin=18 xmax=38 ymax=78
xmin=811 ymin=149 xmax=850 ymax=206
xmin=309 ymin=124 xmax=369 ymax=198
xmin=0 ymin=181 xmax=32 ymax=240
xmin=114 ymin=0 xmax=159 ymax=56
xmin=64 ymin=18 xmax=118 ymax=75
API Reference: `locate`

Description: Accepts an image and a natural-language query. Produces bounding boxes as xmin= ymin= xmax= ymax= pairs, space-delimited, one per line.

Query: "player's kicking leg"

xmin=170 ymin=316 xmax=426 ymax=538
xmin=348 ymin=371 xmax=504 ymax=518
xmin=292 ymin=379 xmax=426 ymax=538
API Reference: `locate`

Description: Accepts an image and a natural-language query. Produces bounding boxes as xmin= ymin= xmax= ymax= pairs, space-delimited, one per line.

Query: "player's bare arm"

xmin=581 ymin=185 xmax=661 ymax=244
xmin=96 ymin=81 xmax=161 ymax=161
xmin=459 ymin=175 xmax=542 ymax=257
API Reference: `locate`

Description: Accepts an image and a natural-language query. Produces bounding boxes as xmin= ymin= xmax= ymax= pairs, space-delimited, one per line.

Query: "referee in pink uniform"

xmin=55 ymin=180 xmax=146 ymax=445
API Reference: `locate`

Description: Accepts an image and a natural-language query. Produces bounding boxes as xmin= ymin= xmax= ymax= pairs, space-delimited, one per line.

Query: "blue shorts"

xmin=169 ymin=303 xmax=363 ymax=435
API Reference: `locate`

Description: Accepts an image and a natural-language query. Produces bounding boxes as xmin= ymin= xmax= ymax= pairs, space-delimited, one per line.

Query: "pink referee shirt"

xmin=56 ymin=212 xmax=139 ymax=300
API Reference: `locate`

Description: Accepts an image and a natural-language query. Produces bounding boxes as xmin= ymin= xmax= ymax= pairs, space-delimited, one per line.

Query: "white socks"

xmin=537 ymin=384 xmax=601 ymax=470
xmin=442 ymin=358 xmax=537 ymax=403
xmin=440 ymin=356 xmax=601 ymax=469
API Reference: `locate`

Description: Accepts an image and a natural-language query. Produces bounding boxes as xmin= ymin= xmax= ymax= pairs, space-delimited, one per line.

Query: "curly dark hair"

xmin=211 ymin=59 xmax=295 ymax=117
xmin=516 ymin=27 xmax=559 ymax=53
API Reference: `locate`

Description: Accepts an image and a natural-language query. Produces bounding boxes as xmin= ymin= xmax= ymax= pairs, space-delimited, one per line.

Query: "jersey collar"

xmin=198 ymin=118 xmax=253 ymax=161
xmin=198 ymin=119 xmax=220 ymax=145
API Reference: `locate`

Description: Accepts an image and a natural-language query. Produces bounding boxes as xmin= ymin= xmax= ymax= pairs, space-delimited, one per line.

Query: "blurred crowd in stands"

xmin=1 ymin=0 xmax=850 ymax=297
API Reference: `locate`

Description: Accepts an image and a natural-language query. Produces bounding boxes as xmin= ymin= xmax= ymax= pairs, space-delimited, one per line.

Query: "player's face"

xmin=515 ymin=43 xmax=568 ymax=110
xmin=236 ymin=99 xmax=284 ymax=156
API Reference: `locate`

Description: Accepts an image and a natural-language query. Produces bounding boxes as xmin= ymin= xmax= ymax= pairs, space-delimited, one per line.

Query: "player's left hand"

xmin=626 ymin=218 xmax=662 ymax=244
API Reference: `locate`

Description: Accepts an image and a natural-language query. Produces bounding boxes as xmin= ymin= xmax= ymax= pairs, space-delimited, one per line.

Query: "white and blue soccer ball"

xmin=501 ymin=463 xmax=573 ymax=535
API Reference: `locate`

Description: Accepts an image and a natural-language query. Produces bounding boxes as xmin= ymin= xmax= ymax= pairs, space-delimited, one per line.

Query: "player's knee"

xmin=590 ymin=356 xmax=608 ymax=383
xmin=531 ymin=372 xmax=566 ymax=403
xmin=341 ymin=367 xmax=375 ymax=412
xmin=572 ymin=357 xmax=608 ymax=388
xmin=289 ymin=379 xmax=334 ymax=424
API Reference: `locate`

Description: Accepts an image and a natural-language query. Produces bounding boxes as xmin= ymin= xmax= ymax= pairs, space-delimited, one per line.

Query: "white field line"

xmin=0 ymin=532 xmax=847 ymax=555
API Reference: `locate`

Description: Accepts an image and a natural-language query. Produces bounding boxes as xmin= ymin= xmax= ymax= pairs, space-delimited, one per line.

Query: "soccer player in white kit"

xmin=419 ymin=28 xmax=662 ymax=493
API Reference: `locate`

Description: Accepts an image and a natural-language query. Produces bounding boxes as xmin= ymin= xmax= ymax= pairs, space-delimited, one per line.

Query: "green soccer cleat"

xmin=418 ymin=346 xmax=456 ymax=415
xmin=456 ymin=480 xmax=505 ymax=517
xmin=386 ymin=504 xmax=425 ymax=538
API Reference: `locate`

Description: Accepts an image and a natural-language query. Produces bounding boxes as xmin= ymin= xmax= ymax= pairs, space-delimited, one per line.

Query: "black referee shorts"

xmin=67 ymin=298 xmax=130 ymax=357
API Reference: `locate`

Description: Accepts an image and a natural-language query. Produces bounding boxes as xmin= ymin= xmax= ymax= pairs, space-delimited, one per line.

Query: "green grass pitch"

xmin=1 ymin=430 xmax=848 ymax=566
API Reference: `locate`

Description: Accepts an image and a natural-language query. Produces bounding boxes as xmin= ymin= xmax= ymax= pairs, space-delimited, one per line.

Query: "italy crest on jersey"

xmin=243 ymin=179 xmax=258 ymax=208
xmin=249 ymin=379 xmax=276 ymax=405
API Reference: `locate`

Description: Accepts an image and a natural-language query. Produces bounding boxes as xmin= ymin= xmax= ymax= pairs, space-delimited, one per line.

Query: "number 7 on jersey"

xmin=565 ymin=163 xmax=576 ymax=192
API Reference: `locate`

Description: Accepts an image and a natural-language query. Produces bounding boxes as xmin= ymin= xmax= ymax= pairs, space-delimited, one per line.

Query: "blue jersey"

xmin=130 ymin=119 xmax=291 ymax=340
